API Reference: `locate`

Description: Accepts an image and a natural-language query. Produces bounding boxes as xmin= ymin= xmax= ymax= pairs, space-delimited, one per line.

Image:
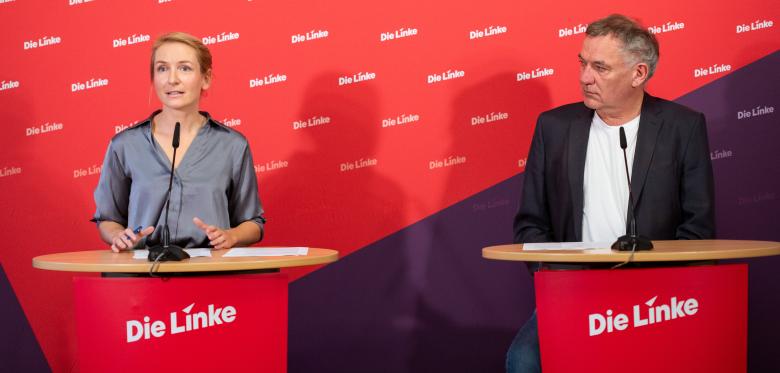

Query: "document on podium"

xmin=132 ymin=248 xmax=212 ymax=260
xmin=223 ymin=247 xmax=309 ymax=257
xmin=523 ymin=242 xmax=612 ymax=251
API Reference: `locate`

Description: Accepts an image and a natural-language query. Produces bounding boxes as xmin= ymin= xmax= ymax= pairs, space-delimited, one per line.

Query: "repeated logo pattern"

xmin=0 ymin=1 xmax=777 ymax=372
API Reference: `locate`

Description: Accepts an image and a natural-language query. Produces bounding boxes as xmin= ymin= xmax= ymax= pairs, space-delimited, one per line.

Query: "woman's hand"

xmin=110 ymin=226 xmax=154 ymax=252
xmin=193 ymin=217 xmax=237 ymax=250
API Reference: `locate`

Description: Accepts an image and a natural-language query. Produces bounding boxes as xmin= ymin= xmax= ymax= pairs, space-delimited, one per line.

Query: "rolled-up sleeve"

xmin=228 ymin=142 xmax=265 ymax=230
xmin=92 ymin=141 xmax=130 ymax=225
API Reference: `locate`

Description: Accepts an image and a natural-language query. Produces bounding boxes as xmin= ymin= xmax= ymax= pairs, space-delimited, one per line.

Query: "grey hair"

xmin=586 ymin=14 xmax=660 ymax=80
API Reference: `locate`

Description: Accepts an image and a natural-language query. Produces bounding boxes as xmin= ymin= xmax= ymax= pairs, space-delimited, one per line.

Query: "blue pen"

xmin=123 ymin=226 xmax=144 ymax=245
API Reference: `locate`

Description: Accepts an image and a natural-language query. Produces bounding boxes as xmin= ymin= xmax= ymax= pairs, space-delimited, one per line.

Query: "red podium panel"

xmin=535 ymin=264 xmax=747 ymax=373
xmin=74 ymin=274 xmax=288 ymax=373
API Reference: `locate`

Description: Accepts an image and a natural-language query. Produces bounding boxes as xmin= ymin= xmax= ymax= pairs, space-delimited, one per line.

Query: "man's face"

xmin=578 ymin=35 xmax=639 ymax=113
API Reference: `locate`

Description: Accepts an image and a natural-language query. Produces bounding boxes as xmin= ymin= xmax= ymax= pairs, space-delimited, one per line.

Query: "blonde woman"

xmin=93 ymin=32 xmax=264 ymax=252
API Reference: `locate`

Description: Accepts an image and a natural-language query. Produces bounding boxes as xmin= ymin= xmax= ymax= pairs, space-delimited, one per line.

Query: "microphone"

xmin=611 ymin=126 xmax=653 ymax=251
xmin=148 ymin=122 xmax=190 ymax=262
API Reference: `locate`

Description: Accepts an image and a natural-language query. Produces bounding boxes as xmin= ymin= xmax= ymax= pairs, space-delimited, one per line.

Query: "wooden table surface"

xmin=483 ymin=240 xmax=780 ymax=263
xmin=33 ymin=248 xmax=339 ymax=273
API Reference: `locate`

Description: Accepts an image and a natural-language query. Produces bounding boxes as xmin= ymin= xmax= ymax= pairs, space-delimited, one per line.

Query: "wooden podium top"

xmin=32 ymin=248 xmax=338 ymax=273
xmin=482 ymin=240 xmax=780 ymax=263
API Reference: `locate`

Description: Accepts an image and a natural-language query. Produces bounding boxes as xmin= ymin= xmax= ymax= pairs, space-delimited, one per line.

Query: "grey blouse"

xmin=92 ymin=111 xmax=265 ymax=248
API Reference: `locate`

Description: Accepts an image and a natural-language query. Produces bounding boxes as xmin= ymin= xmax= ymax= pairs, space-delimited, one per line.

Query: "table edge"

xmin=482 ymin=240 xmax=780 ymax=263
xmin=32 ymin=249 xmax=339 ymax=273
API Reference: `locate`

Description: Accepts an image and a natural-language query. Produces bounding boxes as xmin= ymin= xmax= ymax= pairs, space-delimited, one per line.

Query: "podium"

xmin=483 ymin=240 xmax=780 ymax=373
xmin=33 ymin=248 xmax=338 ymax=373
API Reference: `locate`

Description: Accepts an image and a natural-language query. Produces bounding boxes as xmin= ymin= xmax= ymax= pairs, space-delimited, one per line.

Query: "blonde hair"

xmin=150 ymin=32 xmax=213 ymax=80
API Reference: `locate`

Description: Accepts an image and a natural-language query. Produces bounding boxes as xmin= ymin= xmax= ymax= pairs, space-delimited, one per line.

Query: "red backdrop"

xmin=0 ymin=0 xmax=777 ymax=371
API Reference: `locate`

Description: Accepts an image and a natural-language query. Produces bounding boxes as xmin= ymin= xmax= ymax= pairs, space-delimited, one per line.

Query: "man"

xmin=506 ymin=14 xmax=715 ymax=372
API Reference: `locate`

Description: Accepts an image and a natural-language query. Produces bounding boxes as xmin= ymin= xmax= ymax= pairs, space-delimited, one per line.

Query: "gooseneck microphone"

xmin=148 ymin=122 xmax=190 ymax=262
xmin=611 ymin=126 xmax=653 ymax=252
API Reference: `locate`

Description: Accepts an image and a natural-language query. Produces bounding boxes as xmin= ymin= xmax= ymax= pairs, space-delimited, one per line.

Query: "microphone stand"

xmin=612 ymin=126 xmax=653 ymax=251
xmin=148 ymin=122 xmax=190 ymax=262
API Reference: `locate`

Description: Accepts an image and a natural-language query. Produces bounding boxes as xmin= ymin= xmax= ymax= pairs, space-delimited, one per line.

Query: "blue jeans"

xmin=506 ymin=310 xmax=541 ymax=373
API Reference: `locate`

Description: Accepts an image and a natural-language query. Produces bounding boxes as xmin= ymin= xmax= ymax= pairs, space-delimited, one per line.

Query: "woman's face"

xmin=153 ymin=42 xmax=210 ymax=112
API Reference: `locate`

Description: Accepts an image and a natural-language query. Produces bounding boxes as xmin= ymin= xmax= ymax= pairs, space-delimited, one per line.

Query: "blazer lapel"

xmin=631 ymin=93 xmax=663 ymax=205
xmin=568 ymin=107 xmax=592 ymax=241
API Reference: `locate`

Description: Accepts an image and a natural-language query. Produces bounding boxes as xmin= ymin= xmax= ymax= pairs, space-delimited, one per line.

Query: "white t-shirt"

xmin=582 ymin=112 xmax=640 ymax=242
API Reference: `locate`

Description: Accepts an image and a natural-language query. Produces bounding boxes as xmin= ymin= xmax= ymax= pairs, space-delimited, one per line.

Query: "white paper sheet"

xmin=522 ymin=242 xmax=612 ymax=251
xmin=223 ymin=247 xmax=309 ymax=257
xmin=132 ymin=248 xmax=213 ymax=260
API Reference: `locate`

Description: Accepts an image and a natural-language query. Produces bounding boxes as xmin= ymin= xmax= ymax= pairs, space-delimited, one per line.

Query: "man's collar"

xmin=639 ymin=92 xmax=663 ymax=117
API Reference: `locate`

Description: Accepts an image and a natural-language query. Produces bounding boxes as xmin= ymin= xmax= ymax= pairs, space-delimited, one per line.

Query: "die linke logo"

xmin=72 ymin=78 xmax=109 ymax=92
xmin=648 ymin=21 xmax=685 ymax=34
xmin=26 ymin=122 xmax=63 ymax=137
xmin=518 ymin=158 xmax=527 ymax=169
xmin=694 ymin=63 xmax=731 ymax=78
xmin=1 ymin=80 xmax=20 ymax=91
xmin=249 ymin=73 xmax=287 ymax=88
xmin=255 ymin=160 xmax=288 ymax=173
xmin=24 ymin=35 xmax=61 ymax=50
xmin=427 ymin=69 xmax=465 ymax=84
xmin=114 ymin=121 xmax=140 ymax=134
xmin=292 ymin=29 xmax=329 ymax=44
xmin=473 ymin=198 xmax=510 ymax=212
xmin=126 ymin=303 xmax=237 ymax=343
xmin=73 ymin=164 xmax=101 ymax=178
xmin=472 ymin=111 xmax=509 ymax=126
xmin=517 ymin=67 xmax=554 ymax=81
xmin=588 ymin=295 xmax=699 ymax=337
xmin=737 ymin=105 xmax=774 ymax=120
xmin=340 ymin=157 xmax=377 ymax=172
xmin=222 ymin=118 xmax=241 ymax=127
xmin=293 ymin=115 xmax=331 ymax=130
xmin=469 ymin=25 xmax=507 ymax=40
xmin=738 ymin=191 xmax=776 ymax=206
xmin=203 ymin=32 xmax=240 ymax=45
xmin=112 ymin=33 xmax=150 ymax=48
xmin=710 ymin=149 xmax=734 ymax=161
xmin=380 ymin=27 xmax=418 ymax=42
xmin=430 ymin=155 xmax=466 ymax=170
xmin=737 ymin=19 xmax=774 ymax=34
xmin=339 ymin=72 xmax=376 ymax=86
xmin=68 ymin=0 xmax=94 ymax=5
xmin=558 ymin=23 xmax=587 ymax=38
xmin=382 ymin=113 xmax=419 ymax=128
xmin=0 ymin=166 xmax=22 ymax=178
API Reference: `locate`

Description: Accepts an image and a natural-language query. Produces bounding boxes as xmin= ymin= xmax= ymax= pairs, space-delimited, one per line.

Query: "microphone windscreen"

xmin=172 ymin=122 xmax=181 ymax=148
xmin=619 ymin=126 xmax=627 ymax=149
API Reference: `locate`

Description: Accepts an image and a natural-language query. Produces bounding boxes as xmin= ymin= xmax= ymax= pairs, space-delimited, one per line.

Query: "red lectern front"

xmin=75 ymin=275 xmax=288 ymax=372
xmin=33 ymin=248 xmax=338 ymax=373
xmin=536 ymin=264 xmax=746 ymax=372
xmin=483 ymin=240 xmax=780 ymax=373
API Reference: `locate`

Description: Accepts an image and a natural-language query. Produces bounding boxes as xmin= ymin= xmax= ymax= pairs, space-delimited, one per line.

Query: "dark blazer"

xmin=513 ymin=93 xmax=715 ymax=243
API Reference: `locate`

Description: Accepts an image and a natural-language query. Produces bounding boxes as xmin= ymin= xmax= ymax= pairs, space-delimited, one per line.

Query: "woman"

xmin=93 ymin=32 xmax=265 ymax=252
